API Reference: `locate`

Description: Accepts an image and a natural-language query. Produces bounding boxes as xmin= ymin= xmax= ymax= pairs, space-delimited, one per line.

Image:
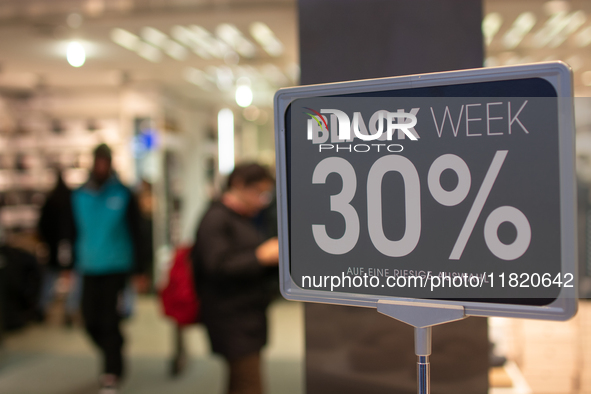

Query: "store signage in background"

xmin=274 ymin=62 xmax=577 ymax=320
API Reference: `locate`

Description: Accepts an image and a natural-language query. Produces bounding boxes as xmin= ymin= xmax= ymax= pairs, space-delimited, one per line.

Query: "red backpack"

xmin=159 ymin=246 xmax=200 ymax=326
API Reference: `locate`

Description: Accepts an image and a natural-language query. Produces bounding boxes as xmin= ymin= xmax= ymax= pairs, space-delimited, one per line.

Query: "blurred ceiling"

xmin=0 ymin=0 xmax=298 ymax=106
xmin=484 ymin=0 xmax=591 ymax=96
xmin=5 ymin=0 xmax=591 ymax=104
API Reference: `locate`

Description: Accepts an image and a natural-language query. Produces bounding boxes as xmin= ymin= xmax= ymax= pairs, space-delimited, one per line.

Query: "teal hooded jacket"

xmin=71 ymin=175 xmax=143 ymax=276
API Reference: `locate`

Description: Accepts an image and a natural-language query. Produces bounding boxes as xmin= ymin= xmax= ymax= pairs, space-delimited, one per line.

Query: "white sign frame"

xmin=274 ymin=62 xmax=577 ymax=321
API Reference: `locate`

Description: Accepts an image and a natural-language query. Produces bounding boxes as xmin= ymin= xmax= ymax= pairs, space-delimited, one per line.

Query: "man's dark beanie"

xmin=94 ymin=143 xmax=112 ymax=161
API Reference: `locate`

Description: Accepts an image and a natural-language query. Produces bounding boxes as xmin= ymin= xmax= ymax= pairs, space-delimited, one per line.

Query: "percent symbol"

xmin=427 ymin=150 xmax=532 ymax=261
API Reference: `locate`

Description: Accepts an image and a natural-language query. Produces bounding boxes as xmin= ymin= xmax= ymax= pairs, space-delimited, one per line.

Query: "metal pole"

xmin=415 ymin=327 xmax=432 ymax=394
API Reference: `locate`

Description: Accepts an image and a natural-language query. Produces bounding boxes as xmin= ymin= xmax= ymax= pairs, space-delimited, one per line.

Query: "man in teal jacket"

xmin=71 ymin=144 xmax=146 ymax=394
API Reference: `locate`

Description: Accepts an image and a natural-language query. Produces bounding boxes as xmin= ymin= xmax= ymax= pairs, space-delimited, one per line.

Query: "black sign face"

xmin=276 ymin=64 xmax=577 ymax=319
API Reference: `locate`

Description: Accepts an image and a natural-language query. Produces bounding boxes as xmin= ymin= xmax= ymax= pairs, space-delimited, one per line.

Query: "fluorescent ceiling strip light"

xmin=250 ymin=22 xmax=283 ymax=57
xmin=218 ymin=109 xmax=235 ymax=176
xmin=137 ymin=41 xmax=161 ymax=62
xmin=548 ymin=10 xmax=586 ymax=47
xmin=533 ymin=11 xmax=572 ymax=47
xmin=482 ymin=13 xmax=503 ymax=46
xmin=502 ymin=12 xmax=536 ymax=49
xmin=141 ymin=27 xmax=168 ymax=47
xmin=164 ymin=40 xmax=188 ymax=60
xmin=216 ymin=24 xmax=256 ymax=58
xmin=111 ymin=28 xmax=139 ymax=50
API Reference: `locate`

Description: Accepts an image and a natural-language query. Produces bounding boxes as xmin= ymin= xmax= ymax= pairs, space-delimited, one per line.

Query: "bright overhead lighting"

xmin=67 ymin=41 xmax=86 ymax=67
xmin=111 ymin=28 xmax=139 ymax=51
xmin=250 ymin=22 xmax=283 ymax=57
xmin=191 ymin=25 xmax=232 ymax=59
xmin=482 ymin=13 xmax=503 ymax=46
xmin=164 ymin=40 xmax=188 ymax=61
xmin=531 ymin=10 xmax=585 ymax=48
xmin=235 ymin=85 xmax=253 ymax=107
xmin=235 ymin=77 xmax=253 ymax=108
xmin=218 ymin=109 xmax=235 ymax=176
xmin=548 ymin=10 xmax=586 ymax=47
xmin=141 ymin=27 xmax=168 ymax=47
xmin=171 ymin=25 xmax=193 ymax=46
xmin=216 ymin=24 xmax=256 ymax=58
xmin=502 ymin=12 xmax=536 ymax=49
xmin=137 ymin=42 xmax=161 ymax=62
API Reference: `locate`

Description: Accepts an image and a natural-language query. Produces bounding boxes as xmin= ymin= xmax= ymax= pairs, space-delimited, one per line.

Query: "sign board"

xmin=274 ymin=62 xmax=577 ymax=321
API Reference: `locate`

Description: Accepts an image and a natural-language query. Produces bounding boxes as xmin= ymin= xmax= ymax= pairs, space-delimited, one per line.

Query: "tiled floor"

xmin=0 ymin=297 xmax=305 ymax=394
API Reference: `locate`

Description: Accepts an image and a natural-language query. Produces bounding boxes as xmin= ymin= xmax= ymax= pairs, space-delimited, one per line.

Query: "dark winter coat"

xmin=191 ymin=201 xmax=274 ymax=360
xmin=37 ymin=175 xmax=73 ymax=270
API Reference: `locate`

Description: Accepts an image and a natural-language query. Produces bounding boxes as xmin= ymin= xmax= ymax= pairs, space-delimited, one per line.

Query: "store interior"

xmin=0 ymin=0 xmax=590 ymax=393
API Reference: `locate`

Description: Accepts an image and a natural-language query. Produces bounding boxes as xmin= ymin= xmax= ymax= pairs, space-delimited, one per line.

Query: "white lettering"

xmin=486 ymin=102 xmax=503 ymax=136
xmin=508 ymin=100 xmax=529 ymax=134
xmin=430 ymin=105 xmax=464 ymax=137
xmin=465 ymin=103 xmax=482 ymax=136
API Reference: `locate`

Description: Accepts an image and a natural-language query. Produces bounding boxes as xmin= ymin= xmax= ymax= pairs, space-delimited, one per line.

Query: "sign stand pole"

xmin=415 ymin=327 xmax=431 ymax=394
xmin=377 ymin=300 xmax=467 ymax=394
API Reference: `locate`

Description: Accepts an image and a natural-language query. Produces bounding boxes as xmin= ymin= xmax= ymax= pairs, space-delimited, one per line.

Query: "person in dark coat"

xmin=192 ymin=163 xmax=278 ymax=394
xmin=37 ymin=170 xmax=74 ymax=321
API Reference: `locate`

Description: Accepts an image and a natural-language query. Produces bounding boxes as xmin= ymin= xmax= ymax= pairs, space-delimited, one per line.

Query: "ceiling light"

xmin=548 ymin=10 xmax=586 ymax=47
xmin=111 ymin=28 xmax=139 ymax=51
xmin=191 ymin=25 xmax=232 ymax=59
xmin=218 ymin=109 xmax=235 ymax=176
xmin=217 ymin=24 xmax=240 ymax=46
xmin=235 ymin=85 xmax=253 ymax=108
xmin=235 ymin=77 xmax=253 ymax=108
xmin=67 ymin=41 xmax=86 ymax=67
xmin=250 ymin=22 xmax=283 ymax=57
xmin=482 ymin=13 xmax=503 ymax=46
xmin=532 ymin=11 xmax=571 ymax=47
xmin=164 ymin=40 xmax=187 ymax=61
xmin=502 ymin=12 xmax=536 ymax=49
xmin=171 ymin=25 xmax=192 ymax=45
xmin=141 ymin=27 xmax=168 ymax=48
xmin=137 ymin=42 xmax=161 ymax=62
xmin=216 ymin=24 xmax=256 ymax=58
xmin=174 ymin=25 xmax=211 ymax=59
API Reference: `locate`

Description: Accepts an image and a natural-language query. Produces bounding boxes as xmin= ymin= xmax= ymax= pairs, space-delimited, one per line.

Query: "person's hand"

xmin=132 ymin=274 xmax=151 ymax=294
xmin=256 ymin=237 xmax=279 ymax=266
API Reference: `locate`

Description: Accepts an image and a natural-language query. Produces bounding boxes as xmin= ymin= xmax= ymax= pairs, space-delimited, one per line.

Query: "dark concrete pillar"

xmin=298 ymin=1 xmax=488 ymax=393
